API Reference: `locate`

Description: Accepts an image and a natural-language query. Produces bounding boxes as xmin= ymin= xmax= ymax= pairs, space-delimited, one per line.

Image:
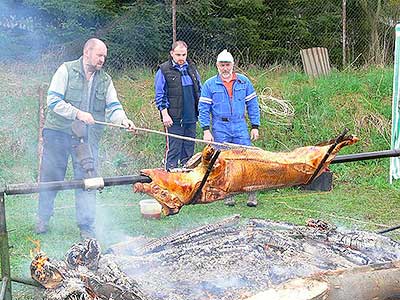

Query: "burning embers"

xmin=30 ymin=239 xmax=150 ymax=300
xmin=31 ymin=216 xmax=400 ymax=300
xmin=30 ymin=252 xmax=64 ymax=289
xmin=65 ymin=238 xmax=101 ymax=270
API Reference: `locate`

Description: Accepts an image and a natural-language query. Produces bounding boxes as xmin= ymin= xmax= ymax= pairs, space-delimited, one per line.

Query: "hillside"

xmin=1 ymin=64 xmax=400 ymax=299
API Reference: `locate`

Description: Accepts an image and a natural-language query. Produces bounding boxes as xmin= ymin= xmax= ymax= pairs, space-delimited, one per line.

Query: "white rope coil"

xmin=258 ymin=87 xmax=295 ymax=126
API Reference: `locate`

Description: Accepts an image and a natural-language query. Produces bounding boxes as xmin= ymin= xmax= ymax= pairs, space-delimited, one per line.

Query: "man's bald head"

xmin=84 ymin=38 xmax=107 ymax=52
xmin=83 ymin=38 xmax=108 ymax=72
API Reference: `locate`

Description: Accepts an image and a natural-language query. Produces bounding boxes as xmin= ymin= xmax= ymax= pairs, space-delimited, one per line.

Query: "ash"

xmin=105 ymin=215 xmax=400 ymax=300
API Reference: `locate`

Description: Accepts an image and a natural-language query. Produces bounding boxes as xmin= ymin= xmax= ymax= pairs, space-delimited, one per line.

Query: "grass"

xmin=1 ymin=63 xmax=400 ymax=299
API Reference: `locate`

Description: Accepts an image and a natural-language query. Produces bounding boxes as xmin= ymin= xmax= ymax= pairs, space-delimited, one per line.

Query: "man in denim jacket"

xmin=198 ymin=50 xmax=260 ymax=207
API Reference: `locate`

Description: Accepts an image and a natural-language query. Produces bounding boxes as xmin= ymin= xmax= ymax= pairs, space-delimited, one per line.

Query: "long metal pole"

xmin=94 ymin=120 xmax=259 ymax=150
xmin=4 ymin=175 xmax=151 ymax=196
xmin=378 ymin=224 xmax=400 ymax=234
xmin=4 ymin=148 xmax=400 ymax=194
xmin=0 ymin=193 xmax=11 ymax=300
xmin=332 ymin=149 xmax=400 ymax=164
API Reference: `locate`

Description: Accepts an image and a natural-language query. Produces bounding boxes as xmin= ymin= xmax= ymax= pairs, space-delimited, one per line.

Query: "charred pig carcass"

xmin=133 ymin=134 xmax=358 ymax=215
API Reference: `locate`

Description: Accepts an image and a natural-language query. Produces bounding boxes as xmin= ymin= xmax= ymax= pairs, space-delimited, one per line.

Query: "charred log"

xmin=30 ymin=252 xmax=65 ymax=289
xmin=136 ymin=214 xmax=240 ymax=255
xmin=31 ymin=239 xmax=151 ymax=300
xmin=246 ymin=261 xmax=400 ymax=300
xmin=65 ymin=239 xmax=101 ymax=270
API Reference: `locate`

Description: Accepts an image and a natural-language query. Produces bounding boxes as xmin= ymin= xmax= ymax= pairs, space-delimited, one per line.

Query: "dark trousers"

xmin=164 ymin=122 xmax=196 ymax=169
xmin=38 ymin=129 xmax=98 ymax=229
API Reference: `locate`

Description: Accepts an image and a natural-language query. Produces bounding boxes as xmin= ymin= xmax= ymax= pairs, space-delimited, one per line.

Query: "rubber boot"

xmin=247 ymin=192 xmax=257 ymax=207
xmin=224 ymin=196 xmax=235 ymax=206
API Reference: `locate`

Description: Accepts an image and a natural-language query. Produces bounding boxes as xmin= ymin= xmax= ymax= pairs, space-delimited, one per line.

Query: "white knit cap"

xmin=217 ymin=49 xmax=234 ymax=63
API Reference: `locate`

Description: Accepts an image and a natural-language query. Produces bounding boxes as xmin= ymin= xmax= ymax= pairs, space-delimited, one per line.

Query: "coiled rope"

xmin=257 ymin=87 xmax=295 ymax=126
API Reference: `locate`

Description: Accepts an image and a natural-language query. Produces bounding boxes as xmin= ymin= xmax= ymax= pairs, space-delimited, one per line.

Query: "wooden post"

xmin=172 ymin=0 xmax=176 ymax=44
xmin=37 ymin=85 xmax=46 ymax=182
xmin=300 ymin=47 xmax=331 ymax=77
xmin=342 ymin=0 xmax=347 ymax=67
xmin=0 ymin=192 xmax=12 ymax=300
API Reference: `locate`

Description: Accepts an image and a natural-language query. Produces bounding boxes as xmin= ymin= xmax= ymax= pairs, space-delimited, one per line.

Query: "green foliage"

xmin=258 ymin=0 xmax=343 ymax=65
xmin=19 ymin=0 xmax=117 ymax=49
xmin=103 ymin=2 xmax=170 ymax=68
xmin=1 ymin=0 xmax=398 ymax=68
xmin=177 ymin=0 xmax=270 ymax=65
xmin=22 ymin=0 xmax=117 ymax=29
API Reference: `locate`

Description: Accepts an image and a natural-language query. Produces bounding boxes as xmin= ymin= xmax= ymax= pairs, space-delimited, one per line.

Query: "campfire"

xmin=31 ymin=216 xmax=400 ymax=300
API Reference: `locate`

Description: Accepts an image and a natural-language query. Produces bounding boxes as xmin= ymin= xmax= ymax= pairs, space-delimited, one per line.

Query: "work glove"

xmin=121 ymin=118 xmax=135 ymax=130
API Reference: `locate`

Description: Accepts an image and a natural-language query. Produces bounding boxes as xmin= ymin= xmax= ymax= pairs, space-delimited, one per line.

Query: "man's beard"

xmin=87 ymin=61 xmax=103 ymax=72
xmin=86 ymin=64 xmax=97 ymax=73
xmin=221 ymin=71 xmax=232 ymax=79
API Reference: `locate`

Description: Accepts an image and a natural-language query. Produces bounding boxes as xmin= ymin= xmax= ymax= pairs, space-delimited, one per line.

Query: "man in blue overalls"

xmin=198 ymin=50 xmax=260 ymax=207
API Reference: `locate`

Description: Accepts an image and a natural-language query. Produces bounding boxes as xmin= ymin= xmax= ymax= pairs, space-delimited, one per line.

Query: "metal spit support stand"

xmin=1 ymin=146 xmax=400 ymax=299
xmin=0 ymin=174 xmax=151 ymax=300
xmin=0 ymin=192 xmax=11 ymax=300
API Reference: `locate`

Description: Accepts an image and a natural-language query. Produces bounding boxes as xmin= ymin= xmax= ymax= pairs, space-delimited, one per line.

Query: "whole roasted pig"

xmin=133 ymin=135 xmax=358 ymax=215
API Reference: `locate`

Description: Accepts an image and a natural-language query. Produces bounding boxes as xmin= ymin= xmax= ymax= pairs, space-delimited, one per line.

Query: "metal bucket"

xmin=139 ymin=199 xmax=162 ymax=219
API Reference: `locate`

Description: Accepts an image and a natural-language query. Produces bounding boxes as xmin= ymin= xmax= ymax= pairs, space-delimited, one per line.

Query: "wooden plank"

xmin=300 ymin=47 xmax=331 ymax=77
xmin=246 ymin=261 xmax=400 ymax=300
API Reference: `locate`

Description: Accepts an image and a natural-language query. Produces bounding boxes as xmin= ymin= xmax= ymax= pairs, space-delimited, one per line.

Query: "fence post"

xmin=0 ymin=192 xmax=11 ymax=300
xmin=172 ymin=0 xmax=176 ymax=44
xmin=342 ymin=0 xmax=347 ymax=67
xmin=390 ymin=23 xmax=400 ymax=183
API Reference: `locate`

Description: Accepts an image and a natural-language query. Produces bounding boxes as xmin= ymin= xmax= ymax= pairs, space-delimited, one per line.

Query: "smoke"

xmin=0 ymin=1 xmax=50 ymax=62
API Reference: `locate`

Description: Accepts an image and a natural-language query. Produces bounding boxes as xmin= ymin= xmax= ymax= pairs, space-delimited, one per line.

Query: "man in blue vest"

xmin=35 ymin=38 xmax=135 ymax=239
xmin=154 ymin=41 xmax=201 ymax=170
xmin=199 ymin=50 xmax=260 ymax=207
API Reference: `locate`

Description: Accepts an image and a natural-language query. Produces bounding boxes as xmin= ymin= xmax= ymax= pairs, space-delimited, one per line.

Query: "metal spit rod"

xmin=94 ymin=120 xmax=259 ymax=150
xmin=4 ymin=148 xmax=400 ymax=195
xmin=331 ymin=149 xmax=400 ymax=163
xmin=3 ymin=175 xmax=151 ymax=195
